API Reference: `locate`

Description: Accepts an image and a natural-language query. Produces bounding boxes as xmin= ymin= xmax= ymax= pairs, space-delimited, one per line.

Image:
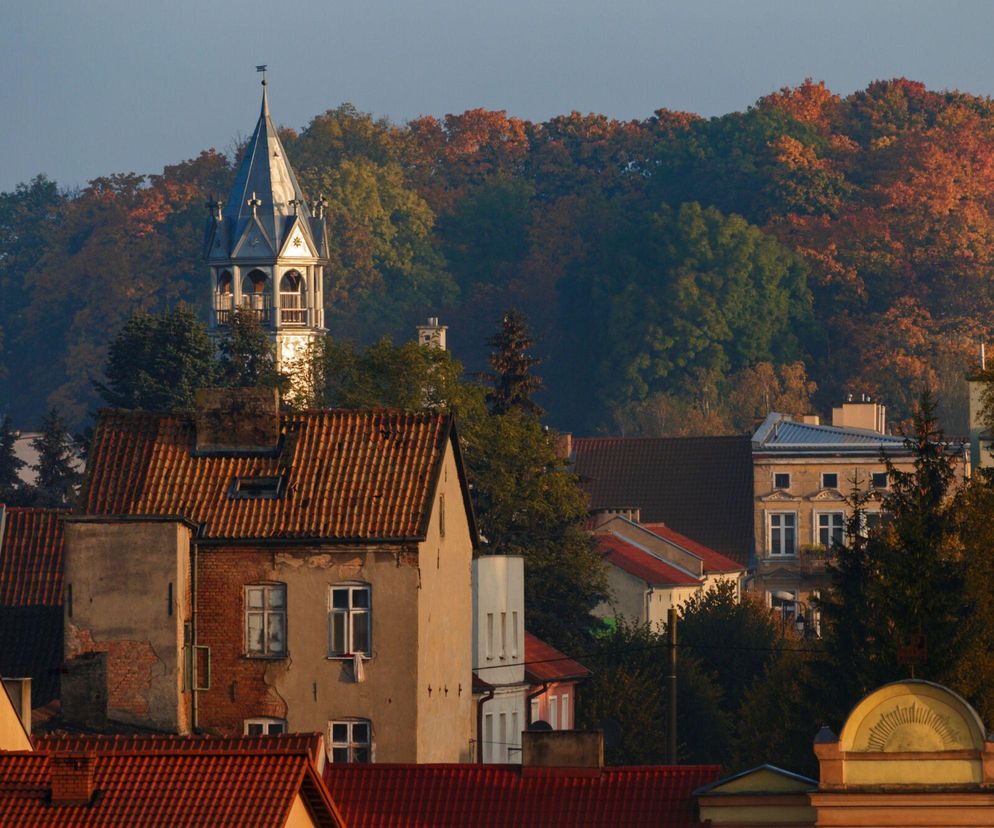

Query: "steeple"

xmin=204 ymin=71 xmax=328 ymax=381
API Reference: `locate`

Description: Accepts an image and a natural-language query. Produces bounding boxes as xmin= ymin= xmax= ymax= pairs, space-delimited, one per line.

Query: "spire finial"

xmin=256 ymin=65 xmax=269 ymax=116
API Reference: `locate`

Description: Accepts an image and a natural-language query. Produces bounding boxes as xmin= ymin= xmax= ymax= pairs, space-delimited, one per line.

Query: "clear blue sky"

xmin=2 ymin=0 xmax=992 ymax=192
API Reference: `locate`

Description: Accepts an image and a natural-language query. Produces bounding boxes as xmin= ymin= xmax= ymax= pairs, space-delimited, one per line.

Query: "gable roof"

xmin=0 ymin=507 xmax=67 ymax=606
xmin=323 ymin=762 xmax=720 ymax=827
xmin=0 ymin=749 xmax=343 ymax=827
xmin=640 ymin=523 xmax=745 ymax=574
xmin=596 ymin=534 xmax=700 ymax=587
xmin=573 ymin=436 xmax=754 ymax=565
xmin=81 ymin=408 xmax=477 ymax=544
xmin=524 ymin=632 xmax=591 ymax=684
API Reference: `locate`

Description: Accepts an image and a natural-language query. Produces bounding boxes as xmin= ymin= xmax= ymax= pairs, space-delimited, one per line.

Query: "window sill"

xmin=327 ymin=654 xmax=373 ymax=661
xmin=242 ymin=653 xmax=288 ymax=661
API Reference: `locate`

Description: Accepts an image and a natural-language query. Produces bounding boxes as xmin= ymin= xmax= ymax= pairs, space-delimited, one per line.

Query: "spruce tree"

xmin=483 ymin=309 xmax=544 ymax=416
xmin=0 ymin=414 xmax=26 ymax=503
xmin=31 ymin=408 xmax=81 ymax=507
xmin=217 ymin=309 xmax=287 ymax=393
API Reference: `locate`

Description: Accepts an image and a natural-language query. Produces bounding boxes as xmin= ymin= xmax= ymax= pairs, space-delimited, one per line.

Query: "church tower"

xmin=204 ymin=72 xmax=327 ymax=376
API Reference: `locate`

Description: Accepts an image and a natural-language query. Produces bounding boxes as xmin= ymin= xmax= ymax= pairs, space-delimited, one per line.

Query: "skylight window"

xmin=229 ymin=476 xmax=283 ymax=499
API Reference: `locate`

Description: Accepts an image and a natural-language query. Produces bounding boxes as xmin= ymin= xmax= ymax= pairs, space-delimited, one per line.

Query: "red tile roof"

xmin=0 ymin=749 xmax=344 ymax=827
xmin=642 ymin=523 xmax=745 ymax=574
xmin=524 ymin=632 xmax=591 ymax=684
xmin=33 ymin=733 xmax=325 ymax=765
xmin=82 ymin=408 xmax=475 ymax=542
xmin=596 ymin=534 xmax=700 ymax=586
xmin=0 ymin=507 xmax=66 ymax=606
xmin=574 ymin=435 xmax=754 ymax=565
xmin=323 ymin=763 xmax=720 ymax=827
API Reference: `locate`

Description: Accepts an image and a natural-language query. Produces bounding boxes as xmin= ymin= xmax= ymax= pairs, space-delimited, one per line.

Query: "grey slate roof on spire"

xmin=208 ymin=83 xmax=327 ymax=261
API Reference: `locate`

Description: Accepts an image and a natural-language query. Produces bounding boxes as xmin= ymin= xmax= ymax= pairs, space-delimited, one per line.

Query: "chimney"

xmin=522 ymin=730 xmax=604 ymax=777
xmin=50 ymin=754 xmax=97 ymax=806
xmin=416 ymin=317 xmax=447 ymax=351
xmin=194 ymin=388 xmax=280 ymax=453
xmin=555 ymin=432 xmax=573 ymax=461
xmin=831 ymin=397 xmax=886 ymax=434
xmin=589 ymin=507 xmax=641 ymax=529
xmin=2 ymin=677 xmax=31 ymax=734
xmin=801 ymin=414 xmax=820 ymax=425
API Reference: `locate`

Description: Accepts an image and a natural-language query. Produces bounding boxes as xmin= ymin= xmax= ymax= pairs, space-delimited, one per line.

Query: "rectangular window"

xmin=530 ymin=698 xmax=539 ymax=725
xmin=329 ymin=719 xmax=372 ymax=763
xmin=511 ymin=611 xmax=519 ymax=658
xmin=245 ymin=584 xmax=286 ymax=657
xmin=230 ymin=476 xmax=282 ymax=499
xmin=499 ymin=712 xmax=507 ymax=762
xmin=561 ymin=694 xmax=570 ymax=730
xmin=817 ymin=512 xmax=845 ymax=547
xmin=486 ymin=613 xmax=494 ymax=660
xmin=549 ymin=696 xmax=559 ymax=730
xmin=511 ymin=711 xmax=519 ymax=752
xmin=244 ymin=718 xmax=286 ymax=736
xmin=328 ymin=584 xmax=371 ymax=657
xmin=484 ymin=713 xmax=494 ymax=763
xmin=774 ymin=472 xmax=791 ymax=490
xmin=872 ymin=472 xmax=889 ymax=489
xmin=821 ymin=472 xmax=838 ymax=489
xmin=768 ymin=512 xmax=797 ymax=556
xmin=770 ymin=590 xmax=798 ymax=625
xmin=500 ymin=612 xmax=507 ymax=659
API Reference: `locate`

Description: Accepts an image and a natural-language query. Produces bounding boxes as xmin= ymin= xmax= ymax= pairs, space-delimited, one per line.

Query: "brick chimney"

xmin=589 ymin=507 xmax=641 ymax=529
xmin=522 ymin=730 xmax=604 ymax=777
xmin=50 ymin=754 xmax=97 ymax=806
xmin=194 ymin=388 xmax=280 ymax=453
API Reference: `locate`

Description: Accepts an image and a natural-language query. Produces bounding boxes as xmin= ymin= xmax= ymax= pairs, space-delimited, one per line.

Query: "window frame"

xmin=815 ymin=510 xmax=845 ymax=547
xmin=244 ymin=583 xmax=287 ymax=659
xmin=328 ymin=719 xmax=372 ymax=764
xmin=243 ymin=717 xmax=287 ymax=736
xmin=328 ymin=583 xmax=372 ymax=659
xmin=773 ymin=472 xmax=791 ymax=490
xmin=820 ymin=472 xmax=839 ymax=490
xmin=767 ymin=511 xmax=798 ymax=557
xmin=871 ymin=471 xmax=889 ymax=489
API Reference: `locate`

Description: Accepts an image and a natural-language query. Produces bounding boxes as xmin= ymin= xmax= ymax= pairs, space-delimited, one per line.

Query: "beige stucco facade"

xmin=596 ymin=566 xmax=699 ymax=631
xmin=0 ymin=682 xmax=31 ymax=751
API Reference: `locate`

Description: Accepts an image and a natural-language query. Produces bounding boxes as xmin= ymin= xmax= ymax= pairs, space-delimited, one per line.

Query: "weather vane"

xmin=256 ymin=64 xmax=268 ymax=86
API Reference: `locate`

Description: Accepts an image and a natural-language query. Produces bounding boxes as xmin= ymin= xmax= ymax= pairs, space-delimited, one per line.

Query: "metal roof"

xmin=752 ymin=413 xmax=911 ymax=453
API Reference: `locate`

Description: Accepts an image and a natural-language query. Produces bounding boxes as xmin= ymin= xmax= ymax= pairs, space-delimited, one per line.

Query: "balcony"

xmin=214 ymin=294 xmax=272 ymax=327
xmin=759 ymin=544 xmax=832 ymax=575
xmin=279 ymin=292 xmax=308 ymax=326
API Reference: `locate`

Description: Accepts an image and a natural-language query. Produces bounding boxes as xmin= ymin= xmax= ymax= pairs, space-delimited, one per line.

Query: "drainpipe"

xmin=476 ymin=686 xmax=495 ymax=762
xmin=525 ymin=682 xmax=549 ymax=726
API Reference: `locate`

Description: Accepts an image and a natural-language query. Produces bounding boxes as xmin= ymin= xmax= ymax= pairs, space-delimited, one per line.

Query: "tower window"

xmin=240 ymin=270 xmax=271 ymax=323
xmin=280 ymin=270 xmax=307 ymax=325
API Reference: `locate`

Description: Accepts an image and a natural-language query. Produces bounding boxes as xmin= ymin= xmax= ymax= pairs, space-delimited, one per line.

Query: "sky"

xmin=2 ymin=1 xmax=994 ymax=192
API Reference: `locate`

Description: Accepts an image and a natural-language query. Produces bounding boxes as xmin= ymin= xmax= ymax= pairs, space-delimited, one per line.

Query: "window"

xmin=511 ymin=611 xmax=519 ymax=658
xmin=329 ymin=720 xmax=371 ymax=763
xmin=244 ymin=717 xmax=286 ymax=735
xmin=769 ymin=590 xmax=798 ymax=624
xmin=549 ymin=696 xmax=559 ymax=730
xmin=817 ymin=512 xmax=845 ymax=547
xmin=500 ymin=612 xmax=507 ymax=659
xmin=439 ymin=493 xmax=445 ymax=538
xmin=511 ymin=711 xmax=519 ymax=758
xmin=486 ymin=613 xmax=494 ymax=660
xmin=484 ymin=713 xmax=494 ymax=762
xmin=872 ymin=472 xmax=889 ymax=489
xmin=821 ymin=472 xmax=838 ymax=489
xmin=768 ymin=512 xmax=797 ymax=556
xmin=499 ymin=713 xmax=507 ymax=762
xmin=230 ymin=476 xmax=282 ymax=499
xmin=245 ymin=584 xmax=286 ymax=657
xmin=530 ymin=698 xmax=539 ymax=725
xmin=774 ymin=472 xmax=791 ymax=490
xmin=561 ymin=694 xmax=570 ymax=730
xmin=328 ymin=584 xmax=371 ymax=657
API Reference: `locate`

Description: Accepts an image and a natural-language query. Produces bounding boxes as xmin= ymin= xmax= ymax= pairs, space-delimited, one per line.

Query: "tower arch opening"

xmin=240 ymin=269 xmax=271 ymax=325
xmin=279 ymin=269 xmax=307 ymax=326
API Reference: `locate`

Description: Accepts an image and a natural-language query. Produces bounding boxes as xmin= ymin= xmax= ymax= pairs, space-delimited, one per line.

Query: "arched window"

xmin=280 ymin=269 xmax=306 ymax=325
xmin=240 ymin=269 xmax=271 ymax=323
xmin=215 ymin=270 xmax=234 ymax=324
xmin=217 ymin=270 xmax=233 ymax=295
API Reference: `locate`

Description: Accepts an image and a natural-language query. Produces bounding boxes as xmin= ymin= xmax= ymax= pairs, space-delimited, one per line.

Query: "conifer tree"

xmin=31 ymin=408 xmax=81 ymax=507
xmin=482 ymin=309 xmax=544 ymax=417
xmin=216 ymin=309 xmax=287 ymax=393
xmin=0 ymin=414 xmax=26 ymax=503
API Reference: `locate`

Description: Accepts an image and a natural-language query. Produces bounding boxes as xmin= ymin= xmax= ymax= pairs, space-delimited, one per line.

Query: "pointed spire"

xmin=257 ymin=64 xmax=269 ymax=117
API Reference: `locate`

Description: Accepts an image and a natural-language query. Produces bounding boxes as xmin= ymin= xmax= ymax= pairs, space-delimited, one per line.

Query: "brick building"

xmin=62 ymin=388 xmax=478 ymax=764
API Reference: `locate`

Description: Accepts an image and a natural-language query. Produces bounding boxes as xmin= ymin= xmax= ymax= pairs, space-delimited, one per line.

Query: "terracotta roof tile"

xmin=323 ymin=762 xmax=720 ymax=827
xmin=82 ymin=409 xmax=465 ymax=542
xmin=641 ymin=523 xmax=745 ymax=573
xmin=0 ymin=507 xmax=67 ymax=606
xmin=0 ymin=749 xmax=344 ymax=827
xmin=574 ymin=435 xmax=754 ymax=565
xmin=524 ymin=632 xmax=591 ymax=684
xmin=33 ymin=733 xmax=325 ymax=764
xmin=596 ymin=535 xmax=700 ymax=586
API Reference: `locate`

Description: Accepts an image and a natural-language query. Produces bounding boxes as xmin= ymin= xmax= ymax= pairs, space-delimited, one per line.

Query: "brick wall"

xmin=196 ymin=547 xmax=287 ymax=735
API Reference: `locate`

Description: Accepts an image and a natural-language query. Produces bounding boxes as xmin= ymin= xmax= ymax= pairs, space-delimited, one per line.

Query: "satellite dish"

xmin=528 ymin=720 xmax=553 ymax=732
xmin=600 ymin=718 xmax=623 ymax=749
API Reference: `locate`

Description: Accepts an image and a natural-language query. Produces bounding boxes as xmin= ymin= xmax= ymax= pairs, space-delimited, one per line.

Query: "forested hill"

xmin=2 ymin=79 xmax=991 ymax=435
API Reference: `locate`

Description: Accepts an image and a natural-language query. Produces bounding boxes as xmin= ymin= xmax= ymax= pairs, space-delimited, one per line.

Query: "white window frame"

xmin=484 ymin=713 xmax=494 ymax=762
xmin=767 ymin=511 xmax=798 ymax=557
xmin=529 ymin=698 xmax=539 ymax=725
xmin=500 ymin=611 xmax=507 ymax=659
xmin=815 ymin=511 xmax=845 ymax=547
xmin=768 ymin=589 xmax=799 ymax=624
xmin=511 ymin=611 xmax=519 ymax=658
xmin=499 ymin=712 xmax=507 ymax=762
xmin=561 ymin=694 xmax=570 ymax=730
xmin=773 ymin=472 xmax=791 ymax=490
xmin=549 ymin=696 xmax=559 ymax=730
xmin=329 ymin=719 xmax=372 ymax=764
xmin=328 ymin=583 xmax=372 ymax=658
xmin=871 ymin=471 xmax=889 ymax=489
xmin=243 ymin=717 xmax=286 ymax=736
xmin=244 ymin=583 xmax=287 ymax=658
xmin=486 ymin=613 xmax=494 ymax=660
xmin=820 ymin=472 xmax=839 ymax=490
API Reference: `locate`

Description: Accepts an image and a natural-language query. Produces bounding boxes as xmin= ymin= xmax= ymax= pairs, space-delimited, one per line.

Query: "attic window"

xmin=230 ymin=476 xmax=283 ymax=499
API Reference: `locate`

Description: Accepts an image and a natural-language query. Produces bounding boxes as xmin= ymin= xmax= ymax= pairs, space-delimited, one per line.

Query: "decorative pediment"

xmin=760 ymin=490 xmax=801 ymax=502
xmin=278 ymin=217 xmax=315 ymax=259
xmin=232 ymin=216 xmax=275 ymax=257
xmin=694 ymin=764 xmax=817 ymax=796
xmin=810 ymin=488 xmax=846 ymax=502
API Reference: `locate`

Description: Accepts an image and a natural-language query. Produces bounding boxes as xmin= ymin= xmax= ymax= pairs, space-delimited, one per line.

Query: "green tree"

xmin=482 ymin=310 xmax=544 ymax=416
xmin=31 ymin=408 xmax=80 ymax=507
xmin=0 ymin=414 xmax=26 ymax=504
xmin=96 ymin=305 xmax=216 ymax=411
xmin=216 ymin=309 xmax=286 ymax=393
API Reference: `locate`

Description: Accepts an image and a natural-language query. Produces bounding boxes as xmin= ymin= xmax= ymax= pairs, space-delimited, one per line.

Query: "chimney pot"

xmin=50 ymin=754 xmax=97 ymax=806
